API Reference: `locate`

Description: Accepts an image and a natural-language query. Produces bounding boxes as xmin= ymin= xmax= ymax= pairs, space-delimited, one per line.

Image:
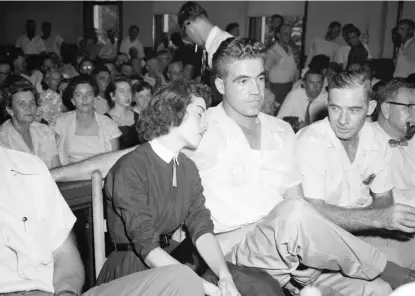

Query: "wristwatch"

xmin=55 ymin=290 xmax=81 ymax=296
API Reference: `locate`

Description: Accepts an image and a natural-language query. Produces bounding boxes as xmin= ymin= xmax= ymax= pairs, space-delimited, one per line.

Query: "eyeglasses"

xmin=81 ymin=65 xmax=94 ymax=70
xmin=387 ymin=102 xmax=415 ymax=114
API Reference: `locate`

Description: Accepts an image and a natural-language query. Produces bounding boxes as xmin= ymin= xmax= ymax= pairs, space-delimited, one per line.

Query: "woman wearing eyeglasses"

xmin=78 ymin=58 xmax=95 ymax=76
xmin=54 ymin=75 xmax=121 ymax=165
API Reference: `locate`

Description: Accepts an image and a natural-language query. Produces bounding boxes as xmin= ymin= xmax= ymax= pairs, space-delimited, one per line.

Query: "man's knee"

xmin=164 ymin=265 xmax=204 ymax=295
xmin=269 ymin=198 xmax=311 ymax=223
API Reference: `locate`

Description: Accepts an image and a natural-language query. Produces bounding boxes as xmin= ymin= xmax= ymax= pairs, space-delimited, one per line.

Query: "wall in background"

xmin=0 ymin=1 xmax=83 ymax=45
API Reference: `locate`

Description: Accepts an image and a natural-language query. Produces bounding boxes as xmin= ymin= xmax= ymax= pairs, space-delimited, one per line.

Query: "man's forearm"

xmin=306 ymin=198 xmax=384 ymax=232
xmin=50 ymin=146 xmax=136 ymax=182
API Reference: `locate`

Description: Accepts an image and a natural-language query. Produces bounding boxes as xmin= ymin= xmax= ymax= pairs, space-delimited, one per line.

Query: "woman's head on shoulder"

xmin=137 ymin=81 xmax=212 ymax=148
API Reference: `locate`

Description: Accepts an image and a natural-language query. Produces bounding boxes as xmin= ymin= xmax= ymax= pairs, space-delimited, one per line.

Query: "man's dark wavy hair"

xmin=137 ymin=81 xmax=212 ymax=142
xmin=178 ymin=1 xmax=208 ymax=28
xmin=212 ymin=37 xmax=265 ymax=79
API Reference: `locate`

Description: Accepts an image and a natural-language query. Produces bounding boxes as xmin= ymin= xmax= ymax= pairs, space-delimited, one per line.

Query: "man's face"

xmin=383 ymin=88 xmax=415 ymax=138
xmin=278 ymin=25 xmax=292 ymax=44
xmin=328 ymin=86 xmax=374 ymax=141
xmin=271 ymin=16 xmax=283 ymax=31
xmin=42 ymin=25 xmax=51 ymax=38
xmin=129 ymin=27 xmax=138 ymax=40
xmin=346 ymin=32 xmax=360 ymax=47
xmin=330 ymin=26 xmax=341 ymax=40
xmin=42 ymin=58 xmax=55 ymax=72
xmin=216 ymin=58 xmax=265 ymax=117
xmin=0 ymin=64 xmax=11 ymax=85
xmin=230 ymin=27 xmax=240 ymax=37
xmin=157 ymin=53 xmax=172 ymax=71
xmin=304 ymin=73 xmax=323 ymax=99
xmin=121 ymin=65 xmax=134 ymax=78
xmin=184 ymin=22 xmax=204 ymax=46
xmin=167 ymin=61 xmax=184 ymax=82
xmin=26 ymin=22 xmax=36 ymax=34
xmin=398 ymin=23 xmax=413 ymax=41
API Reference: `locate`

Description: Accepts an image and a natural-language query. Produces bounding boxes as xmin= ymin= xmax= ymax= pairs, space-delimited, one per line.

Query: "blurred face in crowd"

xmin=104 ymin=63 xmax=117 ymax=78
xmin=0 ymin=63 xmax=12 ymax=86
xmin=7 ymin=91 xmax=37 ymax=125
xmin=14 ymin=56 xmax=27 ymax=74
xmin=42 ymin=24 xmax=51 ymax=38
xmin=42 ymin=58 xmax=55 ymax=72
xmin=120 ymin=64 xmax=134 ymax=78
xmin=328 ymin=85 xmax=375 ymax=141
xmin=115 ymin=54 xmax=128 ymax=68
xmin=129 ymin=26 xmax=139 ymax=40
xmin=270 ymin=16 xmax=283 ymax=31
xmin=277 ymin=25 xmax=292 ymax=45
xmin=111 ymin=81 xmax=132 ymax=108
xmin=71 ymin=83 xmax=95 ymax=113
xmin=157 ymin=52 xmax=172 ymax=72
xmin=215 ymin=58 xmax=265 ymax=118
xmin=134 ymin=88 xmax=152 ymax=112
xmin=80 ymin=60 xmax=94 ymax=76
xmin=95 ymin=70 xmax=110 ymax=94
xmin=304 ymin=73 xmax=324 ymax=100
xmin=346 ymin=32 xmax=361 ymax=47
xmin=229 ymin=26 xmax=240 ymax=37
xmin=397 ymin=22 xmax=413 ymax=42
xmin=329 ymin=25 xmax=341 ymax=40
xmin=183 ymin=64 xmax=194 ymax=82
xmin=167 ymin=61 xmax=184 ymax=82
xmin=382 ymin=88 xmax=415 ymax=138
xmin=45 ymin=70 xmax=62 ymax=92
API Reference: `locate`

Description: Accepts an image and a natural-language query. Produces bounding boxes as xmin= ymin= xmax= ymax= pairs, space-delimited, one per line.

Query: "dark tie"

xmin=304 ymin=100 xmax=312 ymax=125
xmin=389 ymin=138 xmax=409 ymax=147
xmin=201 ymin=50 xmax=209 ymax=75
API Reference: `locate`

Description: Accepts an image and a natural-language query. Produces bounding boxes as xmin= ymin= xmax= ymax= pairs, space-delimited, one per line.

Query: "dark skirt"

xmin=97 ymin=240 xmax=284 ymax=296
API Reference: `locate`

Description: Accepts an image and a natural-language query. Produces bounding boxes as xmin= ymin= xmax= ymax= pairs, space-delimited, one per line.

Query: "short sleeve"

xmin=296 ymin=129 xmax=327 ymax=200
xmin=102 ymin=116 xmax=122 ymax=140
xmin=106 ymin=158 xmax=159 ymax=259
xmin=184 ymin=163 xmax=214 ymax=244
xmin=38 ymin=163 xmax=76 ymax=251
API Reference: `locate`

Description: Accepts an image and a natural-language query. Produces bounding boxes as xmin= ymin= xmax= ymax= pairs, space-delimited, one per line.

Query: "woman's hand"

xmin=218 ymin=277 xmax=241 ymax=296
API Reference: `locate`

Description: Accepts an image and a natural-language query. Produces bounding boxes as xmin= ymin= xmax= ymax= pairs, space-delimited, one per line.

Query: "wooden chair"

xmin=91 ymin=170 xmax=106 ymax=278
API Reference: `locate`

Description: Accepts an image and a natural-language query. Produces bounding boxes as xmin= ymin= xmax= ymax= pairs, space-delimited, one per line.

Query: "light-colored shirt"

xmin=0 ymin=120 xmax=58 ymax=169
xmin=297 ymin=118 xmax=393 ymax=208
xmin=393 ymin=37 xmax=415 ymax=78
xmin=54 ymin=111 xmax=121 ymax=165
xmin=15 ymin=34 xmax=46 ymax=55
xmin=205 ymin=26 xmax=232 ymax=68
xmin=119 ymin=37 xmax=145 ymax=59
xmin=184 ymin=103 xmax=302 ymax=233
xmin=277 ymin=87 xmax=328 ymax=122
xmin=333 ymin=44 xmax=372 ymax=69
xmin=42 ymin=34 xmax=64 ymax=56
xmin=0 ymin=146 xmax=76 ymax=293
xmin=305 ymin=36 xmax=341 ymax=66
xmin=371 ymin=121 xmax=415 ymax=190
xmin=265 ymin=43 xmax=297 ymax=83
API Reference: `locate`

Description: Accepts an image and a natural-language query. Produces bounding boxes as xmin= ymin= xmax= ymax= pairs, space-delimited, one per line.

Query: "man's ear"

xmin=380 ymin=102 xmax=391 ymax=119
xmin=367 ymin=100 xmax=377 ymax=116
xmin=214 ymin=77 xmax=225 ymax=95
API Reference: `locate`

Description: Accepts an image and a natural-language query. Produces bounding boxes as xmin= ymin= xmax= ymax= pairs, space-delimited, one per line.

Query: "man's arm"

xmin=52 ymin=232 xmax=84 ymax=295
xmin=50 ymin=146 xmax=136 ymax=182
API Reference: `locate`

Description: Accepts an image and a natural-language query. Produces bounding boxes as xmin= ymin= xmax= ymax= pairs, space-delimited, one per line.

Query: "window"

xmin=153 ymin=14 xmax=180 ymax=50
xmin=92 ymin=2 xmax=121 ymax=43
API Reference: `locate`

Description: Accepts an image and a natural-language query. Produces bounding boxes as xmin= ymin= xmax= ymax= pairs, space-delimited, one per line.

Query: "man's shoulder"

xmin=1 ymin=146 xmax=46 ymax=171
xmin=297 ymin=119 xmax=328 ymax=145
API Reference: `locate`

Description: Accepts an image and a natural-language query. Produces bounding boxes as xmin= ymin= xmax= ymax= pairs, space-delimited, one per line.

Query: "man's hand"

xmin=203 ymin=280 xmax=221 ymax=296
xmin=377 ymin=203 xmax=415 ymax=232
xmin=218 ymin=277 xmax=241 ymax=296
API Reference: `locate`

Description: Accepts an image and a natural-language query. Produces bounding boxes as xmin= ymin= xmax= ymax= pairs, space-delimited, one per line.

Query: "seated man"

xmin=184 ymin=37 xmax=415 ymax=295
xmin=277 ymin=69 xmax=327 ymax=125
xmin=297 ymin=73 xmax=415 ymax=270
xmin=0 ymin=145 xmax=204 ymax=296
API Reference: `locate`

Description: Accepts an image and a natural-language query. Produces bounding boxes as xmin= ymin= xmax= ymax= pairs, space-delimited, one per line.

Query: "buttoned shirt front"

xmin=0 ymin=147 xmax=76 ymax=293
xmin=184 ymin=103 xmax=302 ymax=233
xmin=297 ymin=118 xmax=393 ymax=208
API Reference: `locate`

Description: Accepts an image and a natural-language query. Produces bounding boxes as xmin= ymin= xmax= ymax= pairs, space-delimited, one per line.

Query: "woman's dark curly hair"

xmin=62 ymin=75 xmax=97 ymax=110
xmin=1 ymin=78 xmax=38 ymax=124
xmin=105 ymin=76 xmax=131 ymax=108
xmin=137 ymin=81 xmax=212 ymax=142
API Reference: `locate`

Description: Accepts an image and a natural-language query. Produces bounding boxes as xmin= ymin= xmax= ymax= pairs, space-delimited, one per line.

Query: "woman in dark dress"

xmin=97 ymin=82 xmax=284 ymax=296
xmin=104 ymin=76 xmax=139 ymax=149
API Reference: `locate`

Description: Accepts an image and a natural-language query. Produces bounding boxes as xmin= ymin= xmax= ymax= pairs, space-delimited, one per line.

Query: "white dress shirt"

xmin=393 ymin=37 xmax=415 ymax=78
xmin=205 ymin=26 xmax=232 ymax=68
xmin=119 ymin=37 xmax=145 ymax=59
xmin=15 ymin=34 xmax=46 ymax=55
xmin=305 ymin=36 xmax=341 ymax=66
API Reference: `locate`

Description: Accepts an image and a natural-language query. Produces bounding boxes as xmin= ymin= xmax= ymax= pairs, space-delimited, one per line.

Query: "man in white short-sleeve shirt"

xmin=183 ymin=36 xmax=415 ymax=296
xmin=297 ymin=72 xmax=415 ymax=269
xmin=15 ymin=20 xmax=46 ymax=55
xmin=0 ymin=146 xmax=205 ymax=296
xmin=119 ymin=25 xmax=145 ymax=59
xmin=393 ymin=19 xmax=415 ymax=78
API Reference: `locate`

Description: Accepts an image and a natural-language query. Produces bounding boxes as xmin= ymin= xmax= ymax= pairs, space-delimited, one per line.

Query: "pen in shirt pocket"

xmin=361 ymin=173 xmax=376 ymax=186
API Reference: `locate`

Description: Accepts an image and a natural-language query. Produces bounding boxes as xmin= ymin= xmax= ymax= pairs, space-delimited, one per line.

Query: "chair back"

xmin=91 ymin=170 xmax=106 ymax=278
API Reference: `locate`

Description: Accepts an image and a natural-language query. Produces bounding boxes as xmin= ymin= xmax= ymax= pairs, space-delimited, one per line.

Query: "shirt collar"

xmin=149 ymin=139 xmax=178 ymax=164
xmin=0 ymin=146 xmax=41 ymax=175
xmin=324 ymin=118 xmax=379 ymax=151
xmin=205 ymin=26 xmax=220 ymax=53
xmin=207 ymin=102 xmax=288 ymax=134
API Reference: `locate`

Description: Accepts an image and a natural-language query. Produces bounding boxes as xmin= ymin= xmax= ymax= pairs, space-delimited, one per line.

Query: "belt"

xmin=114 ymin=233 xmax=172 ymax=252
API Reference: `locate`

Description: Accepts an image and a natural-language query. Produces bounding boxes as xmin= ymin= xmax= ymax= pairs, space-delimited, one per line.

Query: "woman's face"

xmin=46 ymin=71 xmax=62 ymax=92
xmin=177 ymin=96 xmax=207 ymax=149
xmin=71 ymin=83 xmax=95 ymax=113
xmin=7 ymin=91 xmax=37 ymax=124
xmin=96 ymin=71 xmax=110 ymax=94
xmin=111 ymin=81 xmax=132 ymax=108
xmin=80 ymin=61 xmax=94 ymax=75
xmin=133 ymin=88 xmax=152 ymax=112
